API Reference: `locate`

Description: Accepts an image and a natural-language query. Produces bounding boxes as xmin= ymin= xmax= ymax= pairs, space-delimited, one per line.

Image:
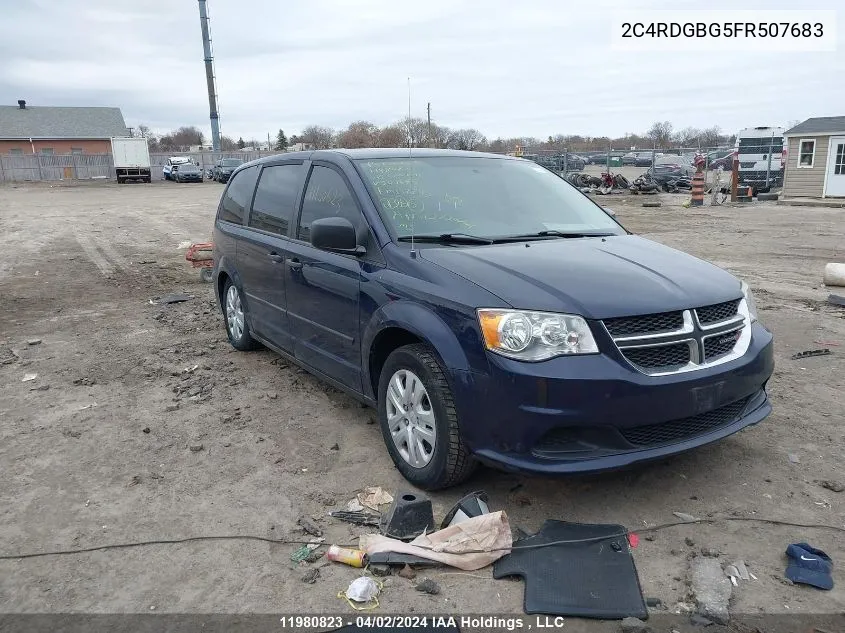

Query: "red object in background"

xmin=185 ymin=242 xmax=214 ymax=269
xmin=628 ymin=533 xmax=639 ymax=549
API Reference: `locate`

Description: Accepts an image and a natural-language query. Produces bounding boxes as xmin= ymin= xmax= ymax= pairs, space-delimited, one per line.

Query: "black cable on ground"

xmin=0 ymin=535 xmax=329 ymax=561
xmin=0 ymin=516 xmax=842 ymax=561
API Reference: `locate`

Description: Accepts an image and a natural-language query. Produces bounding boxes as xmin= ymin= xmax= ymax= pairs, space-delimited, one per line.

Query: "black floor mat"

xmin=493 ymin=520 xmax=647 ymax=619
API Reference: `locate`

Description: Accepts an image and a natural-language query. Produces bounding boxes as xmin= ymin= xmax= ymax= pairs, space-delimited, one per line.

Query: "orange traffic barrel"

xmin=691 ymin=173 xmax=705 ymax=206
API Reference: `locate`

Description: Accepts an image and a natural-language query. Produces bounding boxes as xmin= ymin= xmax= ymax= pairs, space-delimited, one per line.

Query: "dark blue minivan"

xmin=212 ymin=149 xmax=774 ymax=489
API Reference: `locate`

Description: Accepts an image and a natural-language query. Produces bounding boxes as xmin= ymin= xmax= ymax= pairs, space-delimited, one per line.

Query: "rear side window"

xmin=218 ymin=166 xmax=259 ymax=224
xmin=297 ymin=166 xmax=359 ymax=242
xmin=249 ymin=164 xmax=305 ymax=236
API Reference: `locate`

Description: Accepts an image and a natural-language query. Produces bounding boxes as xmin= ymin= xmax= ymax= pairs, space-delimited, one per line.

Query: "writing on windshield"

xmin=358 ymin=160 xmax=472 ymax=232
xmin=357 ymin=157 xmax=623 ymax=238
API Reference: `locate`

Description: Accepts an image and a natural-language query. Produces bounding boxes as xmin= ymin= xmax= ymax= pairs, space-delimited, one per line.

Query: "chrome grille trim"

xmin=613 ymin=310 xmax=695 ymax=343
xmin=603 ymin=299 xmax=752 ymax=376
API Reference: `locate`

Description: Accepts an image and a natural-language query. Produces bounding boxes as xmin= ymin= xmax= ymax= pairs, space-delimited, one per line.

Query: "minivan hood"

xmin=418 ymin=235 xmax=741 ymax=319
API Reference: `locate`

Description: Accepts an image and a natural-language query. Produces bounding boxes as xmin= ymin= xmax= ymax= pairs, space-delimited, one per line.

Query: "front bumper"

xmin=451 ymin=322 xmax=774 ymax=474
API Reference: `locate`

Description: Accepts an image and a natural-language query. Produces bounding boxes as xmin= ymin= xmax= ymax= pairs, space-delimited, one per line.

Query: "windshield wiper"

xmin=397 ymin=233 xmax=494 ymax=245
xmin=495 ymin=230 xmax=616 ymax=242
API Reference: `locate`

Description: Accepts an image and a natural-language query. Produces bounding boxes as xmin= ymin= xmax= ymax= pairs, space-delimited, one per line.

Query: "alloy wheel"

xmin=225 ymin=285 xmax=244 ymax=340
xmin=385 ymin=369 xmax=437 ymax=468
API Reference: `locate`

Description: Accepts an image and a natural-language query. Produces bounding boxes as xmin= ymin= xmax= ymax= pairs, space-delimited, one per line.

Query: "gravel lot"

xmin=1 ymin=180 xmax=843 ymax=621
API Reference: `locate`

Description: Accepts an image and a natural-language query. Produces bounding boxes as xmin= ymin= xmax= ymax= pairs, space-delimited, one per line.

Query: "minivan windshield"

xmin=356 ymin=157 xmax=624 ymax=239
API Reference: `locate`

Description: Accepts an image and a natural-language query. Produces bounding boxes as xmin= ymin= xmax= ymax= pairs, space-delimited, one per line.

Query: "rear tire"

xmin=222 ymin=279 xmax=258 ymax=351
xmin=377 ymin=344 xmax=476 ymax=490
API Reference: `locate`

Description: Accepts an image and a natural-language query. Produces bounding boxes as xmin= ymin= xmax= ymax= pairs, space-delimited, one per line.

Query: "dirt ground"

xmin=0 ymin=180 xmax=843 ymax=623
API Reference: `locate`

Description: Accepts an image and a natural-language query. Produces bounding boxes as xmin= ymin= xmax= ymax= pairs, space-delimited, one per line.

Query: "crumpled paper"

xmin=356 ymin=486 xmax=393 ymax=511
xmin=359 ymin=510 xmax=512 ymax=571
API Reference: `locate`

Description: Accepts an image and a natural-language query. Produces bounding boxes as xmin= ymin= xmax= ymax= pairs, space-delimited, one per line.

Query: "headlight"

xmin=477 ymin=309 xmax=599 ymax=361
xmin=741 ymin=281 xmax=758 ymax=322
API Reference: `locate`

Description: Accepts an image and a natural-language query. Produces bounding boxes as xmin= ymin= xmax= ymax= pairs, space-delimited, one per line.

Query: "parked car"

xmin=163 ymin=156 xmax=192 ymax=180
xmin=172 ymin=163 xmax=203 ymax=183
xmin=588 ymin=152 xmax=624 ymax=165
xmin=624 ymin=151 xmax=660 ymax=167
xmin=564 ymin=154 xmax=587 ymax=170
xmin=709 ymin=152 xmax=734 ymax=171
xmin=213 ymin=149 xmax=773 ymax=489
xmin=212 ymin=158 xmax=244 ymax=183
xmin=649 ymin=155 xmax=695 ymax=182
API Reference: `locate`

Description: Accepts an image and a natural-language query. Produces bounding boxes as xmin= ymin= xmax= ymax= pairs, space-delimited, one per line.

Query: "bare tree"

xmin=337 ymin=121 xmax=379 ymax=148
xmin=158 ymin=126 xmax=205 ymax=151
xmin=376 ymin=125 xmax=405 ymax=148
xmin=396 ymin=117 xmax=429 ymax=147
xmin=698 ymin=126 xmax=724 ymax=148
xmin=135 ymin=124 xmax=160 ymax=151
xmin=646 ymin=121 xmax=674 ymax=149
xmin=674 ymin=127 xmax=701 ymax=147
xmin=299 ymin=125 xmax=335 ymax=149
xmin=488 ymin=138 xmax=507 ymax=153
xmin=220 ymin=135 xmax=238 ymax=151
xmin=448 ymin=128 xmax=487 ymax=151
xmin=428 ymin=123 xmax=451 ymax=149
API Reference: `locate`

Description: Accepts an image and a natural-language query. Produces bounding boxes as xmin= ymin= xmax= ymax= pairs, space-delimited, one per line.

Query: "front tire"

xmin=222 ymin=280 xmax=258 ymax=351
xmin=377 ymin=344 xmax=476 ymax=490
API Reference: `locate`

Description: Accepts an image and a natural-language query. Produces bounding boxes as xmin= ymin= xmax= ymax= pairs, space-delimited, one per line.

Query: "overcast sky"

xmin=1 ymin=0 xmax=842 ymax=141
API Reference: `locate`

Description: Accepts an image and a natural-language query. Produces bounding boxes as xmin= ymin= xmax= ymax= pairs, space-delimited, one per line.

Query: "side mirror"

xmin=310 ymin=217 xmax=365 ymax=255
xmin=603 ymin=207 xmax=616 ymax=217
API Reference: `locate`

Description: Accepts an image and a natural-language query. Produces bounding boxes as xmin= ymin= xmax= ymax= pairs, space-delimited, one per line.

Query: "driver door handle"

xmin=287 ymin=257 xmax=302 ymax=271
xmin=267 ymin=252 xmax=284 ymax=264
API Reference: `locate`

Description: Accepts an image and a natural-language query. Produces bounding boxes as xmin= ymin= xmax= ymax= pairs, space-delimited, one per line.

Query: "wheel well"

xmin=368 ymin=328 xmax=422 ymax=396
xmin=216 ymin=270 xmax=230 ymax=306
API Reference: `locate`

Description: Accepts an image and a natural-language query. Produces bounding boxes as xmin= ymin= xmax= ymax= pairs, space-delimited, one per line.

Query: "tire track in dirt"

xmin=73 ymin=231 xmax=115 ymax=276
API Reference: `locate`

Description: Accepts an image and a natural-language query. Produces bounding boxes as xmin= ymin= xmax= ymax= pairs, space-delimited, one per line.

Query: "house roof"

xmin=784 ymin=116 xmax=845 ymax=137
xmin=0 ymin=105 xmax=128 ymax=139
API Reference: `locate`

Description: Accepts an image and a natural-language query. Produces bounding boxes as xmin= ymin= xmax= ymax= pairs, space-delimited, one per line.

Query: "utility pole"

xmin=198 ymin=0 xmax=221 ymax=152
xmin=427 ymin=102 xmax=432 ymax=147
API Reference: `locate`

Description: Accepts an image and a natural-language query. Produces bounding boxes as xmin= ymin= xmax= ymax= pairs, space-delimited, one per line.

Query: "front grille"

xmin=622 ymin=343 xmax=690 ymax=369
xmin=696 ymin=299 xmax=740 ymax=325
xmin=621 ymin=397 xmax=750 ymax=447
xmin=704 ymin=329 xmax=741 ymax=360
xmin=603 ymin=311 xmax=684 ymax=337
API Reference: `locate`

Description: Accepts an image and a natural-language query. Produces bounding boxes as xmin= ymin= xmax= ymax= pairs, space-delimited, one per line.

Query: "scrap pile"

xmin=566 ymin=172 xmax=630 ymax=194
xmin=628 ymin=174 xmax=661 ymax=194
xmin=660 ymin=176 xmax=693 ymax=193
xmin=630 ymin=173 xmax=693 ymax=194
xmin=309 ymin=487 xmax=649 ymax=620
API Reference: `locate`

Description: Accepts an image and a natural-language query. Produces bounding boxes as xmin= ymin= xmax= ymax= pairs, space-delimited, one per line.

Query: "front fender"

xmin=361 ymin=300 xmax=473 ymax=400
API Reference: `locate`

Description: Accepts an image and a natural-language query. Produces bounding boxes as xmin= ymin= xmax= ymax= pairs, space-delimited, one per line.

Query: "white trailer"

xmin=111 ymin=137 xmax=151 ymax=184
xmin=734 ymin=127 xmax=784 ymax=193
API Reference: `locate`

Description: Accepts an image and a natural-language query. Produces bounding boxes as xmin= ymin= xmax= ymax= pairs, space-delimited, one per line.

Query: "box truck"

xmin=111 ymin=137 xmax=151 ymax=184
xmin=734 ymin=127 xmax=784 ymax=193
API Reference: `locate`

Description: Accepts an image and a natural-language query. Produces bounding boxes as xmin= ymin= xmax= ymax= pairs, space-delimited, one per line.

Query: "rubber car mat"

xmin=493 ymin=520 xmax=647 ymax=619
